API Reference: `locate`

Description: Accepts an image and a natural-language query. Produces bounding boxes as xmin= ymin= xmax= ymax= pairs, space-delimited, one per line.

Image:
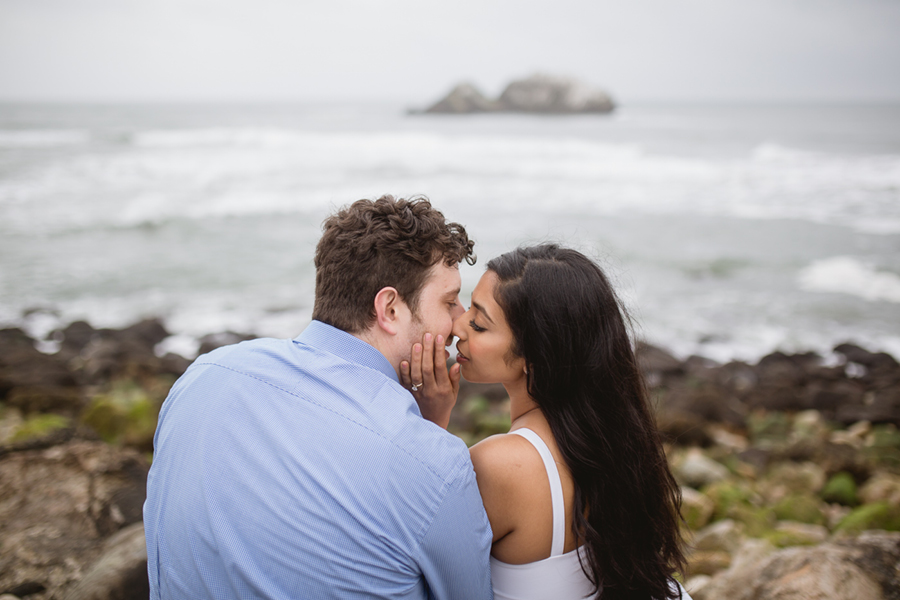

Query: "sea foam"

xmin=0 ymin=129 xmax=90 ymax=147
xmin=799 ymin=257 xmax=900 ymax=303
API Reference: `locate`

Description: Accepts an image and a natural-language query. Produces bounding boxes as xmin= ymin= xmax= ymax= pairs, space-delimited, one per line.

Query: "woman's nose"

xmin=451 ymin=311 xmax=467 ymax=340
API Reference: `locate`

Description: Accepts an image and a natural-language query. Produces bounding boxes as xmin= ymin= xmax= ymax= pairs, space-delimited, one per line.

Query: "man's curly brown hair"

xmin=312 ymin=195 xmax=476 ymax=334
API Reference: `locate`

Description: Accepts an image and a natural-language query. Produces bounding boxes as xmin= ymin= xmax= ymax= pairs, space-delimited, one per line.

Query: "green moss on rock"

xmin=728 ymin=504 xmax=777 ymax=538
xmin=821 ymin=471 xmax=859 ymax=506
xmin=703 ymin=480 xmax=755 ymax=521
xmin=772 ymin=493 xmax=827 ymax=526
xmin=834 ymin=502 xmax=900 ymax=535
xmin=81 ymin=381 xmax=159 ymax=449
xmin=11 ymin=413 xmax=70 ymax=442
xmin=864 ymin=424 xmax=900 ymax=470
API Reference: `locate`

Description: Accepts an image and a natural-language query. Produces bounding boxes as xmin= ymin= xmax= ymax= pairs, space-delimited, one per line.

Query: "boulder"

xmin=0 ymin=441 xmax=149 ymax=597
xmin=680 ymin=487 xmax=715 ymax=530
xmin=0 ymin=328 xmax=78 ymax=403
xmin=685 ymin=550 xmax=731 ymax=577
xmin=838 ymin=386 xmax=900 ymax=426
xmin=636 ymin=342 xmax=684 ymax=382
xmin=713 ymin=361 xmax=758 ymax=393
xmin=834 ymin=343 xmax=899 ymax=371
xmin=691 ymin=519 xmax=745 ymax=554
xmin=694 ymin=532 xmax=900 ymax=600
xmin=756 ymin=351 xmax=814 ymax=388
xmin=859 ymin=471 xmax=900 ymax=506
xmin=673 ymin=448 xmax=730 ymax=489
xmin=657 ymin=385 xmax=747 ymax=429
xmin=63 ymin=523 xmax=148 ymax=600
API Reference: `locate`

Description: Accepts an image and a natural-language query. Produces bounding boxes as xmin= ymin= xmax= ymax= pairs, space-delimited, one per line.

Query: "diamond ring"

xmin=411 ymin=382 xmax=423 ymax=392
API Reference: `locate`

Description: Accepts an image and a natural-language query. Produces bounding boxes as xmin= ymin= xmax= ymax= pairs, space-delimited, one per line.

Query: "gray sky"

xmin=1 ymin=0 xmax=899 ymax=103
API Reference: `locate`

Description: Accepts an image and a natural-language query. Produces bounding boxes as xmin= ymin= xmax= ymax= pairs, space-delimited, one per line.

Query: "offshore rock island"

xmin=416 ymin=73 xmax=616 ymax=115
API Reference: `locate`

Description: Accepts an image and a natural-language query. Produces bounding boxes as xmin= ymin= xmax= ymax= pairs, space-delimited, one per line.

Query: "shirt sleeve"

xmin=416 ymin=463 xmax=494 ymax=600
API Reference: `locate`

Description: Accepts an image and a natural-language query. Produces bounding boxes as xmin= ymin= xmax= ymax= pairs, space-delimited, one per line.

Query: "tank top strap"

xmin=509 ymin=428 xmax=565 ymax=557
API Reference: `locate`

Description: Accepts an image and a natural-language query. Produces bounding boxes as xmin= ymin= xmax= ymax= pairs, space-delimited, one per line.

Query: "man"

xmin=144 ymin=196 xmax=493 ymax=599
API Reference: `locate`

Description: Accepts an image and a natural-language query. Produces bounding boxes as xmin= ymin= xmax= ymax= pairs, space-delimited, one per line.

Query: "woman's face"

xmin=452 ymin=271 xmax=526 ymax=385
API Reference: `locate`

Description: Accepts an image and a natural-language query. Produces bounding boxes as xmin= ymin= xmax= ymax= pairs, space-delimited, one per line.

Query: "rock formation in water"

xmin=419 ymin=74 xmax=615 ymax=114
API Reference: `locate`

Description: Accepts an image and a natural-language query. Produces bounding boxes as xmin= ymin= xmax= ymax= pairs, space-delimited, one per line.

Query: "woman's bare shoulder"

xmin=470 ymin=433 xmax=546 ymax=487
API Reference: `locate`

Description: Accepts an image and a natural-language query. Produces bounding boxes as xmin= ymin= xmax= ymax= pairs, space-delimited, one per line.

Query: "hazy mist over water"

xmin=1 ymin=101 xmax=899 ymax=363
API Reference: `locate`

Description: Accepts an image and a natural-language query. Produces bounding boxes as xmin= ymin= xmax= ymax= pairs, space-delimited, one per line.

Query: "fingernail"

xmin=437 ymin=335 xmax=443 ymax=345
xmin=414 ymin=344 xmax=421 ymax=353
xmin=425 ymin=333 xmax=432 ymax=343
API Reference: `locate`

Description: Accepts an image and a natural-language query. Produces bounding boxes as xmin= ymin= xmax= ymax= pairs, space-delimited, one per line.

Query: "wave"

xmin=0 ymin=129 xmax=91 ymax=148
xmin=798 ymin=257 xmax=900 ymax=303
xmin=2 ymin=129 xmax=899 ymax=236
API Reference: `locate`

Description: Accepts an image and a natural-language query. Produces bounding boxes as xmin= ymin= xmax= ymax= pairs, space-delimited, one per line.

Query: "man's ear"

xmin=373 ymin=286 xmax=408 ymax=336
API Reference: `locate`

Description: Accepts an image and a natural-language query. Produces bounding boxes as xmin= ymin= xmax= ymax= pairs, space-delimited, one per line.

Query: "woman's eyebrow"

xmin=472 ymin=301 xmax=495 ymax=324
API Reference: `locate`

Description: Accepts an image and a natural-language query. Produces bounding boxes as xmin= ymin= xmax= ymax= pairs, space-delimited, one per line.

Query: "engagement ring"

xmin=411 ymin=382 xmax=423 ymax=391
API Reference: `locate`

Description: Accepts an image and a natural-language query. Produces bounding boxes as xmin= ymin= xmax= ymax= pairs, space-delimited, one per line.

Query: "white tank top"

xmin=489 ymin=428 xmax=693 ymax=600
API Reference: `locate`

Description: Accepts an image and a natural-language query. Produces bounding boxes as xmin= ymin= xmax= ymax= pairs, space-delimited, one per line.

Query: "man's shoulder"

xmin=388 ymin=410 xmax=475 ymax=484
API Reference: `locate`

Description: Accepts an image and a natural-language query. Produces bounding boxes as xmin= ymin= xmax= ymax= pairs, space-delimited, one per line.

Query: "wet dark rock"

xmin=805 ymin=379 xmax=866 ymax=416
xmin=743 ymin=385 xmax=805 ymax=412
xmin=656 ymin=411 xmax=714 ymax=447
xmin=114 ymin=318 xmax=168 ymax=349
xmin=756 ymin=351 xmax=814 ymax=388
xmin=56 ymin=321 xmax=100 ymax=359
xmin=197 ymin=331 xmax=257 ymax=357
xmin=835 ymin=343 xmax=900 ymax=371
xmin=837 ymin=386 xmax=900 ymax=426
xmin=5 ymin=385 xmax=84 ymax=415
xmin=636 ymin=342 xmax=684 ymax=387
xmin=713 ymin=361 xmax=758 ymax=392
xmin=2 ymin=581 xmax=45 ymax=597
xmin=0 ymin=329 xmax=78 ymax=405
xmin=78 ymin=323 xmax=181 ymax=384
xmin=683 ymin=355 xmax=721 ymax=377
xmin=660 ymin=385 xmax=747 ymax=429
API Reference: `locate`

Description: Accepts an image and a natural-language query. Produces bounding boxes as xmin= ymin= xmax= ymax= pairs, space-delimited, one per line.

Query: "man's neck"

xmin=352 ymin=329 xmax=401 ymax=379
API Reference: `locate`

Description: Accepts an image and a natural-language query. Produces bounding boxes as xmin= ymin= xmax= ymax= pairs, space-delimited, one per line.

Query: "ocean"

xmin=1 ymin=101 xmax=899 ymax=363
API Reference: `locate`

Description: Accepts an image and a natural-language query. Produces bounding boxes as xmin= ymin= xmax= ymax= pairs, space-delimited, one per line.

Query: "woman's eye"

xmin=469 ymin=320 xmax=487 ymax=333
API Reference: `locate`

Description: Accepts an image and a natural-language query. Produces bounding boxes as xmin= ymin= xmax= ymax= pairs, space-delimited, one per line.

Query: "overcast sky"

xmin=1 ymin=0 xmax=899 ymax=103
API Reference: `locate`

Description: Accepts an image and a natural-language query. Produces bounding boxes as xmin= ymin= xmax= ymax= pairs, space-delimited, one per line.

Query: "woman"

xmin=404 ymin=244 xmax=690 ymax=600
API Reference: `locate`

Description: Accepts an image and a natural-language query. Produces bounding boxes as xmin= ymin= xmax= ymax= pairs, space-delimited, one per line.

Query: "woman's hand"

xmin=400 ymin=333 xmax=461 ymax=429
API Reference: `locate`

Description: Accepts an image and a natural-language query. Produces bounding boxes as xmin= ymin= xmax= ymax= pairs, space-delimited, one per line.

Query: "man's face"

xmin=404 ymin=262 xmax=465 ymax=357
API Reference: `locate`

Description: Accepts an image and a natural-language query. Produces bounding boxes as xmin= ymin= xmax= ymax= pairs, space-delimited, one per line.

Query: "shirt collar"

xmin=295 ymin=320 xmax=399 ymax=383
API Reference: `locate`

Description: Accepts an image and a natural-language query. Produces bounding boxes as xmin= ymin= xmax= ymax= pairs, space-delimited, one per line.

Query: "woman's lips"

xmin=456 ymin=348 xmax=469 ymax=363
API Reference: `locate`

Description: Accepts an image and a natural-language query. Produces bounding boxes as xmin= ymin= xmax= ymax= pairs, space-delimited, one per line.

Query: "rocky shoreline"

xmin=1 ymin=319 xmax=899 ymax=598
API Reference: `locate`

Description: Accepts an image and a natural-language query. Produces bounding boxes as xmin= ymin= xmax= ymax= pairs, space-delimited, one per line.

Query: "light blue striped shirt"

xmin=144 ymin=320 xmax=494 ymax=599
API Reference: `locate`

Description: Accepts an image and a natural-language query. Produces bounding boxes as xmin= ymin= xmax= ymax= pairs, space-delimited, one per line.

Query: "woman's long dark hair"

xmin=487 ymin=244 xmax=686 ymax=600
